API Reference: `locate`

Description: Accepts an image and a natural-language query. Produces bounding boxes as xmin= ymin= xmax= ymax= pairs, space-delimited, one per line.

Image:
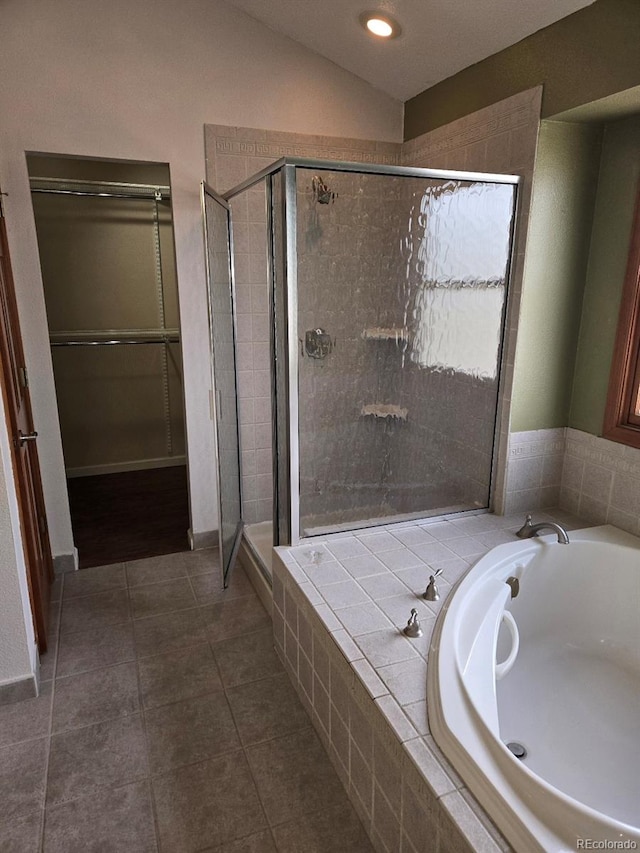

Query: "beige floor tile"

xmin=62 ymin=563 xmax=126 ymax=600
xmin=200 ymin=594 xmax=270 ymax=643
xmin=129 ymin=577 xmax=197 ymax=620
xmin=133 ymin=607 xmax=207 ymax=658
xmin=137 ymin=642 xmax=222 ymax=709
xmin=52 ymin=662 xmax=139 ymax=733
xmin=0 ymin=738 xmax=48 ymax=821
xmin=246 ymin=728 xmax=349 ymax=827
xmin=226 ymin=672 xmax=310 ymax=747
xmin=212 ymin=627 xmax=283 ymax=688
xmin=47 ymin=715 xmax=148 ymax=806
xmin=0 ymin=682 xmax=52 ymax=749
xmin=272 ymin=801 xmax=374 ymax=852
xmin=56 ymin=621 xmax=136 ymax=679
xmin=144 ymin=692 xmax=240 ymax=774
xmin=60 ymin=589 xmax=130 ymax=635
xmin=43 ymin=781 xmax=156 ymax=852
xmin=152 ymin=751 xmax=267 ymax=850
xmin=0 ymin=810 xmax=43 ymax=853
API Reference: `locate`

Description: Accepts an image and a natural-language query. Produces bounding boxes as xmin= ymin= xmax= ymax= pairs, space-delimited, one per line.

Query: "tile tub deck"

xmin=271 ymin=509 xmax=584 ymax=853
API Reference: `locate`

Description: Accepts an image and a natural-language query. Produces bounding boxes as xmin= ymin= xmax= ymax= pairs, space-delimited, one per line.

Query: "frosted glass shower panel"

xmin=294 ymin=168 xmax=516 ymax=534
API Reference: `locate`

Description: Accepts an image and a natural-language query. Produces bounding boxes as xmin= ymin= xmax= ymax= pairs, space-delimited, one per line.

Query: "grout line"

xmin=41 ymin=569 xmax=65 ymax=851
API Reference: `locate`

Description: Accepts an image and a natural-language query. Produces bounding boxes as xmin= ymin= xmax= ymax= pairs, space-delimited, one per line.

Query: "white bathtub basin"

xmin=428 ymin=524 xmax=640 ymax=852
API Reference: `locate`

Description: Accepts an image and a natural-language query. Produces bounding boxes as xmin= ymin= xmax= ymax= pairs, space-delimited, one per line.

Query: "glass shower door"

xmin=201 ymin=183 xmax=243 ymax=585
xmin=292 ymin=166 xmax=517 ymax=536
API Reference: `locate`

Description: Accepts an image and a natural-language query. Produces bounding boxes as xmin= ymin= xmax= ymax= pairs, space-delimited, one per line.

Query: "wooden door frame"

xmin=0 ymin=203 xmax=53 ymax=651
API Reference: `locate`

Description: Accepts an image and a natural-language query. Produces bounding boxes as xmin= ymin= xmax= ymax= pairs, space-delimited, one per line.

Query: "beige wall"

xmin=0 ymin=0 xmax=401 ymax=683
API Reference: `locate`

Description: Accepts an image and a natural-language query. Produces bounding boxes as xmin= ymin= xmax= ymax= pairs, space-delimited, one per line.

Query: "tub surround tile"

xmin=357 ymin=532 xmax=403 ymax=554
xmin=325 ymin=538 xmax=370 ymax=560
xmin=339 ymin=553 xmax=388 ymax=579
xmin=304 ymin=561 xmax=350 ymax=587
xmin=272 ymin=502 xmax=550 ymax=853
xmin=336 ymin=602 xmax=392 ymax=636
xmin=376 ymin=658 xmax=428 ymax=707
xmin=357 ymin=573 xmax=409 ymax=600
xmin=353 ymin=629 xmax=419 ymax=668
xmin=320 ymin=579 xmax=371 ymax=610
xmin=377 ymin=548 xmax=425 ymax=572
xmin=332 ymin=629 xmax=366 ymax=663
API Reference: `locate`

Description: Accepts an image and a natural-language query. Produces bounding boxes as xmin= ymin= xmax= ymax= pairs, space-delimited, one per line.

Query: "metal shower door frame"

xmin=201 ymin=181 xmax=243 ymax=585
xmin=224 ymin=157 xmax=521 ymax=547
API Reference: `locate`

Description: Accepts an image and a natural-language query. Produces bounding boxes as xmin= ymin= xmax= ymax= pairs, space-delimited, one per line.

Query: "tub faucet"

xmin=516 ymin=514 xmax=570 ymax=545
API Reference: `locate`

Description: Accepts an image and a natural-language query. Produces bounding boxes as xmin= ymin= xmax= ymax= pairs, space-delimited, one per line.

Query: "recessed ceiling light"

xmin=359 ymin=11 xmax=401 ymax=40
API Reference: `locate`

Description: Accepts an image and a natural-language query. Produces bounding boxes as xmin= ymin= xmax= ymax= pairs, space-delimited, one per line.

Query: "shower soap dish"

xmin=361 ymin=404 xmax=408 ymax=421
xmin=362 ymin=327 xmax=408 ymax=342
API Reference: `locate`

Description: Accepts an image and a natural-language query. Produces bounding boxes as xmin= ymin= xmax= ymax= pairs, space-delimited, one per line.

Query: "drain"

xmin=507 ymin=742 xmax=527 ymax=759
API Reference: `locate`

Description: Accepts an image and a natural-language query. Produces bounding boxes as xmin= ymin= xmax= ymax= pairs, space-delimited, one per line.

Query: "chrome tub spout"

xmin=515 ymin=514 xmax=570 ymax=545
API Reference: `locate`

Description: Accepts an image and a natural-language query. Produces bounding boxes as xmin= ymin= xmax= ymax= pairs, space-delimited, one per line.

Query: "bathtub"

xmin=428 ymin=524 xmax=640 ymax=852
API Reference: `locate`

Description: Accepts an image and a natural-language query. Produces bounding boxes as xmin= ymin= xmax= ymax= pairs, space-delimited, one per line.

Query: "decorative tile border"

xmin=504 ymin=429 xmax=566 ymax=514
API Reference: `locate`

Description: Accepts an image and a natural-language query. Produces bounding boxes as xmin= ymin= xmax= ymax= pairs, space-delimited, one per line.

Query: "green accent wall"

xmin=569 ymin=115 xmax=640 ymax=433
xmin=404 ymin=0 xmax=640 ymax=141
xmin=510 ymin=121 xmax=602 ymax=431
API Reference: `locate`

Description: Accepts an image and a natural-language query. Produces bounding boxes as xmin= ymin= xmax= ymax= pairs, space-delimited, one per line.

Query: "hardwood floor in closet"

xmin=68 ymin=466 xmax=190 ymax=568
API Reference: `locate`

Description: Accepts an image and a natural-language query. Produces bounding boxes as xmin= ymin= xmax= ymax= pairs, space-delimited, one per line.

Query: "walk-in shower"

xmin=202 ymin=159 xmax=519 ymax=583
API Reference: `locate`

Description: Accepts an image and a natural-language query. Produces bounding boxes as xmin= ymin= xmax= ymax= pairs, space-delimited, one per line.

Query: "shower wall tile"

xmin=206 ymin=124 xmax=402 ymax=525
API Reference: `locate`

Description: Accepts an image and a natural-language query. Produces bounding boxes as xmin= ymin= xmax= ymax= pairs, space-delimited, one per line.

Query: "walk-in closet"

xmin=28 ymin=154 xmax=189 ymax=568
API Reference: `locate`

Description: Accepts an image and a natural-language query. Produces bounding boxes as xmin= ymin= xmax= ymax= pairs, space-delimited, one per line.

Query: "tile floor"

xmin=0 ymin=549 xmax=374 ymax=852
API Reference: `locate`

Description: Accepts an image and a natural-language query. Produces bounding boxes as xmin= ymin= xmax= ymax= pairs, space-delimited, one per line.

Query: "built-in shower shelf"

xmin=360 ymin=404 xmax=408 ymax=421
xmin=362 ymin=327 xmax=408 ymax=342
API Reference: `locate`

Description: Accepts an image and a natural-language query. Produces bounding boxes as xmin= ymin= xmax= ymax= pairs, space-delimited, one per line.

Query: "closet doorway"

xmin=28 ymin=154 xmax=190 ymax=568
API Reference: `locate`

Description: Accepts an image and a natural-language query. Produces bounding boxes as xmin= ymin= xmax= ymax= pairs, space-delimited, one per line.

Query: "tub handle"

xmin=495 ymin=610 xmax=519 ymax=681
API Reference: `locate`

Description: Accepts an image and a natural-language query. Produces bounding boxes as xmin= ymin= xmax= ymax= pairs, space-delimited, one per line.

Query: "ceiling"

xmin=224 ymin=0 xmax=597 ymax=102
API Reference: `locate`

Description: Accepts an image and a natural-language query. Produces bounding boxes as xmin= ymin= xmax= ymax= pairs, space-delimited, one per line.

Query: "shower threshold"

xmin=302 ymin=502 xmax=481 ymax=538
xmin=243 ymin=520 xmax=274 ymax=576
